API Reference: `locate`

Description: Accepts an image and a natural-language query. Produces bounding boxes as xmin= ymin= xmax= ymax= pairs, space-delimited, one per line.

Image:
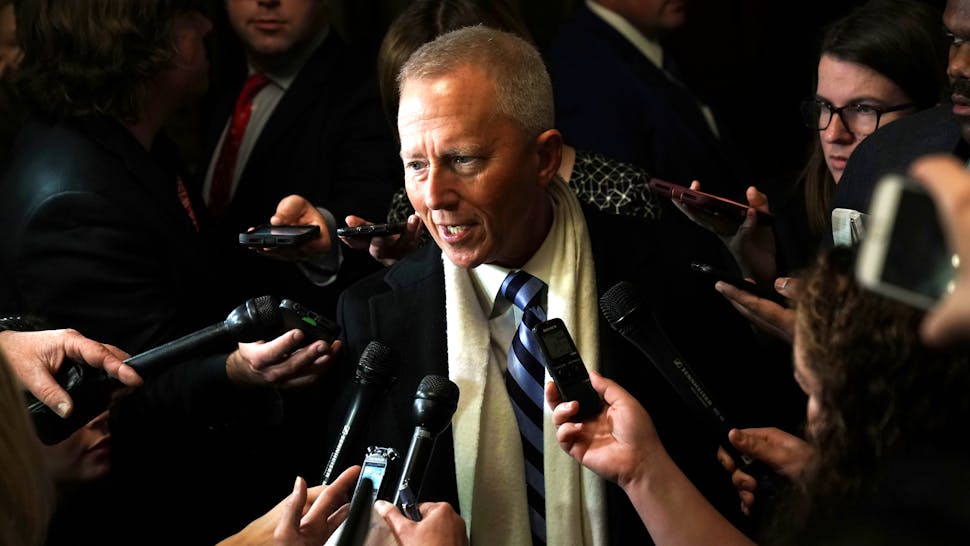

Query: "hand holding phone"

xmin=856 ymin=173 xmax=957 ymax=310
xmin=690 ymin=262 xmax=788 ymax=306
xmin=532 ymin=317 xmax=603 ymax=421
xmin=648 ymin=178 xmax=774 ymax=226
xmin=239 ymin=224 xmax=320 ymax=248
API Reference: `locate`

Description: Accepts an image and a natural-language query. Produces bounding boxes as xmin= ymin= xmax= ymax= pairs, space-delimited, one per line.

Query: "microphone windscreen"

xmin=599 ymin=280 xmax=643 ymax=327
xmin=412 ymin=374 xmax=459 ymax=435
xmin=252 ymin=294 xmax=281 ymax=326
xmin=356 ymin=341 xmax=395 ymax=385
xmin=417 ymin=374 xmax=459 ymax=405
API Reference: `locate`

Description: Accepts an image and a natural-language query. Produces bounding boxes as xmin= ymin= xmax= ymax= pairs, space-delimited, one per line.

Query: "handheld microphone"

xmin=321 ymin=341 xmax=397 ymax=485
xmin=599 ymin=281 xmax=777 ymax=496
xmin=393 ymin=374 xmax=459 ymax=521
xmin=27 ymin=295 xmax=287 ymax=445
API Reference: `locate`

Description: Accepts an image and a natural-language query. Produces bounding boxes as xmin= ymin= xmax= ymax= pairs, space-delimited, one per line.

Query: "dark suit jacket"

xmin=833 ymin=103 xmax=965 ymax=215
xmin=200 ymin=30 xmax=402 ymax=316
xmin=0 ymin=116 xmax=290 ymax=545
xmin=548 ymin=4 xmax=749 ymax=200
xmin=325 ymin=206 xmax=800 ymax=544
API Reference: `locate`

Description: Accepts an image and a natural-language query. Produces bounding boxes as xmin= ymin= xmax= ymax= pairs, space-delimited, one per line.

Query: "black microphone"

xmin=320 ymin=341 xmax=397 ymax=485
xmin=599 ymin=281 xmax=778 ymax=503
xmin=27 ymin=295 xmax=284 ymax=445
xmin=393 ymin=374 xmax=459 ymax=521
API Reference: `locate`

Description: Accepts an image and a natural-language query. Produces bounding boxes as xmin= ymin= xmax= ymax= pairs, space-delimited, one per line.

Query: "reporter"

xmin=550 ymin=246 xmax=970 ymax=544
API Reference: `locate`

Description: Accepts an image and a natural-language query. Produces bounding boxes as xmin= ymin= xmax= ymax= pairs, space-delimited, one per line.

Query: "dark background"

xmin=182 ymin=0 xmax=948 ymax=193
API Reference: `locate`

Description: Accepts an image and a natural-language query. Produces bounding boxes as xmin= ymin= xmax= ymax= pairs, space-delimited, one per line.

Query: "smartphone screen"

xmin=857 ymin=175 xmax=957 ymax=309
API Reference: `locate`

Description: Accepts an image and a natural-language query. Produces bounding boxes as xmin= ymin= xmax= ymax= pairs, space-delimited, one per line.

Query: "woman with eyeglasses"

xmin=670 ymin=0 xmax=947 ymax=342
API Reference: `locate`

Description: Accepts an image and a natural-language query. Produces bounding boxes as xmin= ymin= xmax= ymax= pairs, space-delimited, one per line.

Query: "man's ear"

xmin=535 ymin=129 xmax=563 ymax=189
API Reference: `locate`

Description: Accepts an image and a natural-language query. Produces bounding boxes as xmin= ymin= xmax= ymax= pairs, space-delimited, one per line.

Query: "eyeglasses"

xmin=800 ymin=99 xmax=913 ymax=136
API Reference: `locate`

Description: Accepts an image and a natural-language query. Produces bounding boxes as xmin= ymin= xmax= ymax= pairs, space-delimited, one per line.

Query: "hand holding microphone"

xmin=599 ymin=281 xmax=782 ymax=515
xmin=26 ymin=295 xmax=337 ymax=444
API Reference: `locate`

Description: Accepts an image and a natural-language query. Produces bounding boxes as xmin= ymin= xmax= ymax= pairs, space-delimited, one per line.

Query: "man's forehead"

xmin=947 ymin=0 xmax=970 ymax=31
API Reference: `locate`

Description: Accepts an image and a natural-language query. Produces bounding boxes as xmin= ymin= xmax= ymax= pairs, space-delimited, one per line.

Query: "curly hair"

xmin=15 ymin=0 xmax=202 ymax=121
xmin=777 ymin=247 xmax=970 ymax=539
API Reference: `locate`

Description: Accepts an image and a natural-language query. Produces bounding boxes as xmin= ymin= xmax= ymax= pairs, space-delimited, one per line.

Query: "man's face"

xmin=225 ymin=0 xmax=326 ymax=69
xmin=945 ymin=0 xmax=970 ymax=143
xmin=595 ymin=0 xmax=687 ymax=38
xmin=398 ymin=65 xmax=560 ymax=269
xmin=169 ymin=10 xmax=212 ymax=99
xmin=0 ymin=3 xmax=22 ymax=81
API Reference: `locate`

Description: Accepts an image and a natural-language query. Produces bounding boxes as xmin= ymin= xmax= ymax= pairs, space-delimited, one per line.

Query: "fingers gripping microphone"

xmin=320 ymin=341 xmax=397 ymax=485
xmin=394 ymin=374 xmax=459 ymax=521
xmin=27 ymin=295 xmax=284 ymax=445
xmin=599 ymin=282 xmax=778 ymax=502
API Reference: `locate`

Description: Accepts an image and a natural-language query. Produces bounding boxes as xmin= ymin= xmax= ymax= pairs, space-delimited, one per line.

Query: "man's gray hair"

xmin=398 ymin=25 xmax=554 ymax=136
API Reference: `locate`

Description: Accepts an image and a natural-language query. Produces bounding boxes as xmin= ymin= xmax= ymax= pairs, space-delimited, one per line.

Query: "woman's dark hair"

xmin=775 ymin=247 xmax=970 ymax=541
xmin=800 ymin=0 xmax=947 ymax=235
xmin=377 ymin=0 xmax=532 ymax=138
xmin=15 ymin=0 xmax=202 ymax=121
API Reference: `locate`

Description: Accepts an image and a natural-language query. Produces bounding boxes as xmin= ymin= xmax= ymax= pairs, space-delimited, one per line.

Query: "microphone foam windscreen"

xmin=599 ymin=281 xmax=642 ymax=326
xmin=253 ymin=294 xmax=281 ymax=325
xmin=357 ymin=341 xmax=396 ymax=384
xmin=417 ymin=374 xmax=459 ymax=404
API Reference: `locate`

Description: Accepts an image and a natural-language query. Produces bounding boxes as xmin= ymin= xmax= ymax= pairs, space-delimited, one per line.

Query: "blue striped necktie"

xmin=500 ymin=270 xmax=547 ymax=546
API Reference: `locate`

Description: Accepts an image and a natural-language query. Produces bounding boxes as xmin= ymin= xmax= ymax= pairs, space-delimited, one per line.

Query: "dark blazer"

xmin=200 ymin=30 xmax=402 ymax=316
xmin=0 ymin=116 xmax=290 ymax=546
xmin=326 ymin=206 xmax=799 ymax=544
xmin=0 ymin=116 xmax=222 ymax=349
xmin=833 ymin=103 xmax=965 ymax=215
xmin=548 ymin=4 xmax=748 ymax=200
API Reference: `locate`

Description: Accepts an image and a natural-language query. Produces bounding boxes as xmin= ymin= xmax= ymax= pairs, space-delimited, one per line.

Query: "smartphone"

xmin=351 ymin=446 xmax=401 ymax=504
xmin=648 ymin=178 xmax=774 ymax=225
xmin=531 ymin=317 xmax=603 ymax=421
xmin=856 ymin=173 xmax=958 ymax=310
xmin=238 ymin=224 xmax=320 ymax=248
xmin=689 ymin=262 xmax=788 ymax=306
xmin=336 ymin=222 xmax=408 ymax=239
xmin=279 ymin=299 xmax=341 ymax=343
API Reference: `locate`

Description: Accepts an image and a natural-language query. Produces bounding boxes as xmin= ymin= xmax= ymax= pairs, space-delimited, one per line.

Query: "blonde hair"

xmin=0 ymin=348 xmax=54 ymax=546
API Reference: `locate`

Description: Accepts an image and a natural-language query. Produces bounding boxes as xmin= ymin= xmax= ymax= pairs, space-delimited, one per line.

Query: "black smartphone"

xmin=648 ymin=178 xmax=775 ymax=225
xmin=336 ymin=222 xmax=408 ymax=238
xmin=531 ymin=317 xmax=603 ymax=421
xmin=238 ymin=224 xmax=320 ymax=248
xmin=690 ymin=262 xmax=788 ymax=305
xmin=856 ymin=173 xmax=957 ymax=310
xmin=352 ymin=446 xmax=401 ymax=504
xmin=279 ymin=299 xmax=341 ymax=343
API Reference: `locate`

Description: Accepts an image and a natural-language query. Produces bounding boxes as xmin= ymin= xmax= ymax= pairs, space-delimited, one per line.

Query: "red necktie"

xmin=208 ymin=73 xmax=271 ymax=219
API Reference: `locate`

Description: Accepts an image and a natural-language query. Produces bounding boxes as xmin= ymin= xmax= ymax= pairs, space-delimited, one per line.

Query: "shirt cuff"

xmin=297 ymin=207 xmax=343 ymax=287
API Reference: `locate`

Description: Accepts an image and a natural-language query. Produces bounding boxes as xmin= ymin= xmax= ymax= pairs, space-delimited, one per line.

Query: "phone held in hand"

xmin=532 ymin=317 xmax=603 ymax=421
xmin=238 ymin=224 xmax=320 ymax=248
xmin=856 ymin=173 xmax=957 ymax=310
xmin=336 ymin=222 xmax=408 ymax=238
xmin=689 ymin=262 xmax=788 ymax=306
xmin=648 ymin=178 xmax=775 ymax=225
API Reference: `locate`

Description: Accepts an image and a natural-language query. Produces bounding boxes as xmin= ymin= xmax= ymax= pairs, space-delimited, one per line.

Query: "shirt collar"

xmin=249 ymin=24 xmax=330 ymax=91
xmin=586 ymin=0 xmax=663 ymax=69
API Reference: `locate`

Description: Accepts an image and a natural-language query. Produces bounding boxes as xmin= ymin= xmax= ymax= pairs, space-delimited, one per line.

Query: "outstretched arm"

xmin=547 ymin=372 xmax=756 ymax=546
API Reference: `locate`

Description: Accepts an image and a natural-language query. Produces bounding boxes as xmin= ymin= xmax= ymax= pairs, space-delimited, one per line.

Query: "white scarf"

xmin=444 ymin=177 xmax=607 ymax=545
